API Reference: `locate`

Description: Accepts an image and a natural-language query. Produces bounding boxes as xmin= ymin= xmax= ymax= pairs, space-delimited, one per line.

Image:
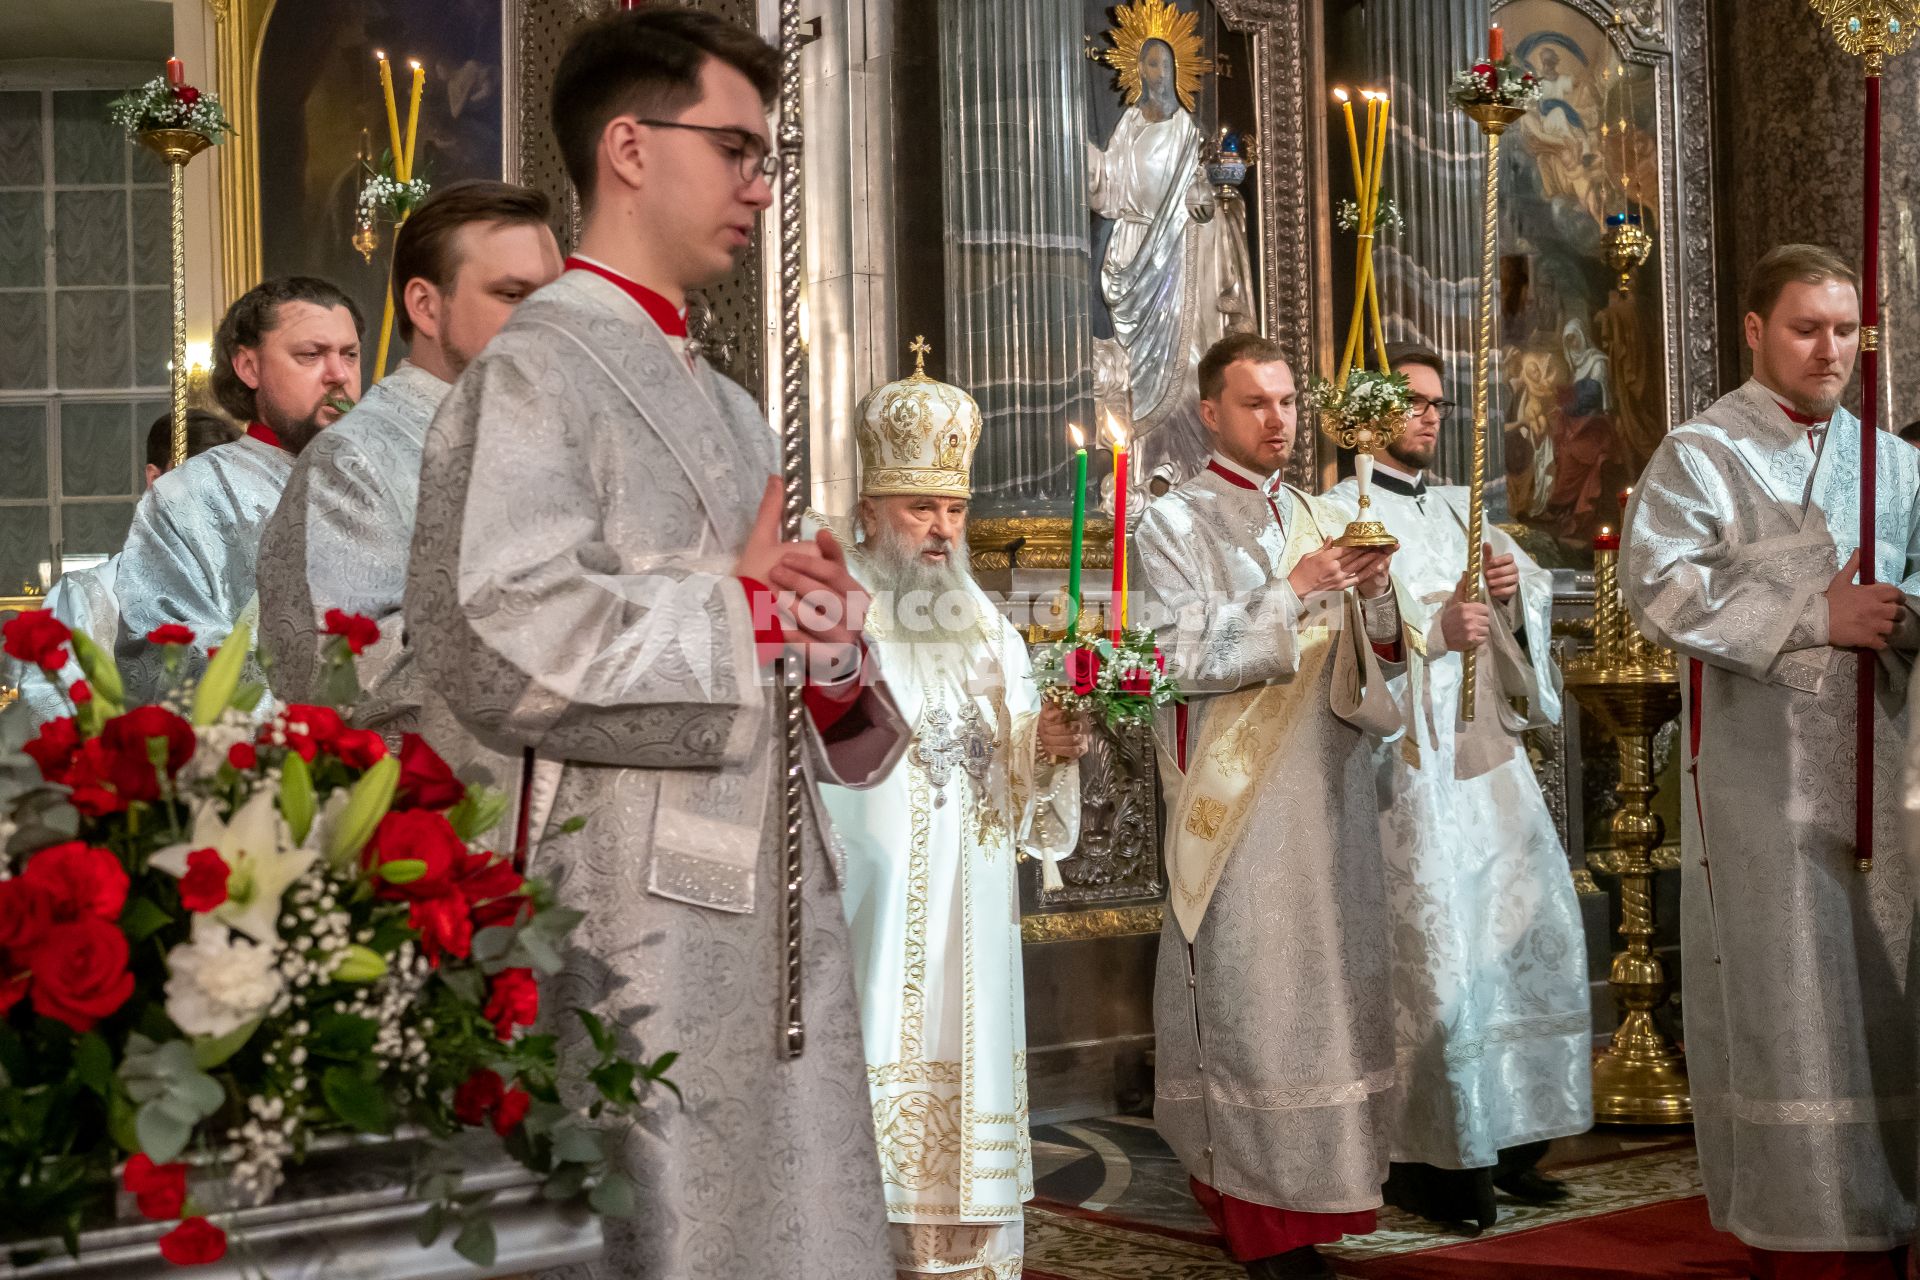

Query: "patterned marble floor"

xmin=1027 ymin=1115 xmax=1706 ymax=1279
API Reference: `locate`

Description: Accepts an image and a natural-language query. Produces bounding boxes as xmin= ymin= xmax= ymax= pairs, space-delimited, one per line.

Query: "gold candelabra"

xmin=136 ymin=127 xmax=212 ymax=468
xmin=1604 ymin=217 xmax=1654 ymax=295
xmin=1562 ymin=533 xmax=1690 ymax=1124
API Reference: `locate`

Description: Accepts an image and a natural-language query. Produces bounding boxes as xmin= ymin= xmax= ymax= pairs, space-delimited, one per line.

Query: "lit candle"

xmin=166 ymin=57 xmax=185 ymax=87
xmin=402 ymin=60 xmax=425 ymax=182
xmin=1067 ymin=424 xmax=1088 ymax=630
xmin=1107 ymin=414 xmax=1130 ymax=641
xmin=1365 ymin=90 xmax=1392 ymax=370
xmin=1334 ymin=89 xmax=1364 ymax=198
xmin=376 ymin=52 xmax=404 ymax=173
xmin=1489 ymin=23 xmax=1504 ymax=62
xmin=1593 ymin=524 xmax=1620 ymax=552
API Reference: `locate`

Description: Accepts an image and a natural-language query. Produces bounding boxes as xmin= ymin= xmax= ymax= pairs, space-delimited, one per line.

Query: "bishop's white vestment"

xmin=1136 ymin=459 xmax=1405 ymax=1218
xmin=407 ymin=267 xmax=909 ymax=1279
xmin=1323 ymin=471 xmax=1592 ymax=1170
xmin=1626 ymin=379 xmax=1920 ymax=1252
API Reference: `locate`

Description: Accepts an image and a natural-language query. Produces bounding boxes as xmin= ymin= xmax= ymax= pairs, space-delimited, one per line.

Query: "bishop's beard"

xmin=861 ymin=522 xmax=990 ymax=649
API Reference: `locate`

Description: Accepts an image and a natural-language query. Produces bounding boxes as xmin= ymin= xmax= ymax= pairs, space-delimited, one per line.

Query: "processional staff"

xmin=1808 ymin=0 xmax=1919 ymax=872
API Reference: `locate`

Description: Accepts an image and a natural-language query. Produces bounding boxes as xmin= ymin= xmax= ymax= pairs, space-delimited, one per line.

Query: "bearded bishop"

xmin=1323 ymin=343 xmax=1590 ymax=1232
xmin=820 ymin=349 xmax=1088 ymax=1280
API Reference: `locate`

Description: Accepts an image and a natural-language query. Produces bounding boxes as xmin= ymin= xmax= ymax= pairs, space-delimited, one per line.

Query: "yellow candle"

xmin=376 ymin=52 xmax=403 ymax=173
xmin=1339 ymin=92 xmax=1382 ymax=381
xmin=402 ymin=60 xmax=424 ymax=182
xmin=1366 ymin=92 xmax=1392 ymax=370
xmin=1335 ymin=89 xmax=1365 ymax=198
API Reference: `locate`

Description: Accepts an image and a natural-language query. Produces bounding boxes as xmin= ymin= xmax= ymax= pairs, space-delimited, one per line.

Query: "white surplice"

xmin=1323 ymin=469 xmax=1592 ymax=1170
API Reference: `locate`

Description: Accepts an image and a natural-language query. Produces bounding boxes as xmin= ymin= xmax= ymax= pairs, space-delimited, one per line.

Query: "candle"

xmin=1489 ymin=23 xmax=1504 ymax=62
xmin=1067 ymin=425 xmax=1088 ymax=631
xmin=1593 ymin=524 xmax=1620 ymax=552
xmin=1108 ymin=415 xmax=1130 ymax=641
xmin=1365 ymin=91 xmax=1392 ymax=369
xmin=402 ymin=60 xmax=425 ymax=182
xmin=376 ymin=53 xmax=404 ymax=174
xmin=166 ymin=57 xmax=184 ymax=87
xmin=1335 ymin=89 xmax=1365 ymax=198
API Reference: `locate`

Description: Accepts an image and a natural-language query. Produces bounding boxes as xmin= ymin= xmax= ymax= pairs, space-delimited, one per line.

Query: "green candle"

xmin=1067 ymin=425 xmax=1088 ymax=632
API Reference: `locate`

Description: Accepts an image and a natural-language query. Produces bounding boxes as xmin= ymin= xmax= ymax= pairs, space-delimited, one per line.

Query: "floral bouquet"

xmin=1307 ymin=367 xmax=1412 ymax=452
xmin=1032 ymin=628 xmax=1181 ymax=731
xmin=1447 ymin=57 xmax=1542 ymax=109
xmin=107 ymin=78 xmax=234 ymax=144
xmin=357 ymin=157 xmax=433 ymax=227
xmin=0 ymin=609 xmax=669 ymax=1268
xmin=1336 ymin=196 xmax=1404 ymax=238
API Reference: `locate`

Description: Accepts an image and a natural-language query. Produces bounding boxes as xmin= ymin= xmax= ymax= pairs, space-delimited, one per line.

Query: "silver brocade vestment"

xmin=1136 ymin=467 xmax=1402 ymax=1213
xmin=1322 ymin=476 xmax=1592 ymax=1170
xmin=405 ymin=269 xmax=907 ymax=1279
xmin=1626 ymin=379 xmax=1920 ymax=1251
xmin=114 ymin=435 xmax=292 ymax=704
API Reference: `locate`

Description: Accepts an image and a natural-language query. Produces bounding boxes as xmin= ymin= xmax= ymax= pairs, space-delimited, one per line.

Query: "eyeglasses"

xmin=1408 ymin=395 xmax=1456 ymax=421
xmin=633 ymin=119 xmax=779 ymax=182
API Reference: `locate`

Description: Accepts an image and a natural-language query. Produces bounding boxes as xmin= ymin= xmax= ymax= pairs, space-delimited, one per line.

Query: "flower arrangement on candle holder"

xmin=1448 ymin=58 xmax=1541 ymax=109
xmin=1336 ymin=196 xmax=1403 ymax=238
xmin=357 ymin=153 xmax=434 ymax=228
xmin=1032 ymin=628 xmax=1181 ymax=731
xmin=1307 ymin=368 xmax=1413 ymax=452
xmin=0 ymin=609 xmax=670 ymax=1268
xmin=107 ymin=78 xmax=234 ymax=143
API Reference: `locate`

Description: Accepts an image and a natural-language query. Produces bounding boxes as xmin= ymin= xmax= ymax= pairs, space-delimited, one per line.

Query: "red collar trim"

xmin=1206 ymin=458 xmax=1261 ymax=490
xmin=245 ymin=422 xmax=283 ymax=451
xmin=1780 ymin=404 xmax=1830 ymax=428
xmin=565 ymin=257 xmax=689 ymax=338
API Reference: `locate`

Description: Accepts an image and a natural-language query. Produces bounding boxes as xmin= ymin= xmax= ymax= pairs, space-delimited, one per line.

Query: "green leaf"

xmin=280 ymin=749 xmax=316 ymax=846
xmin=231 ymin=681 xmax=265 ymax=714
xmin=191 ymin=1018 xmax=259 ymax=1069
xmin=308 ymin=1011 xmax=378 ymax=1059
xmin=558 ymin=815 xmax=587 ymax=835
xmin=321 ymin=1064 xmax=392 ymax=1134
xmin=446 ymin=785 xmax=509 ymax=843
xmin=452 ymin=1215 xmax=496 ymax=1268
xmin=588 ymin=1060 xmax=637 ymax=1109
xmin=551 ymin=1123 xmax=602 ymax=1165
xmin=376 ymin=858 xmax=427 ymax=885
xmin=437 ymin=965 xmax=485 ymax=1004
xmin=575 ymin=1009 xmax=615 ymax=1057
xmin=471 ymin=927 xmax=516 ymax=965
xmin=414 ymin=1203 xmax=445 ymax=1248
xmin=119 ymin=896 xmax=172 ymax=944
xmin=73 ymin=1034 xmax=113 ymax=1098
xmin=107 ymin=1087 xmax=140 ymax=1153
xmin=520 ymin=930 xmax=564 ymax=976
xmin=542 ymin=1164 xmax=589 ymax=1201
xmin=588 ymin=1173 xmax=636 ymax=1218
xmin=191 ymin=618 xmax=251 ymax=727
xmin=119 ymin=1035 xmax=224 ymax=1161
xmin=136 ymin=1107 xmax=192 ymax=1163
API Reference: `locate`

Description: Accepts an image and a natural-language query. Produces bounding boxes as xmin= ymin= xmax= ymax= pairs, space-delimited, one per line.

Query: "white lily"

xmin=151 ymin=790 xmax=319 ymax=944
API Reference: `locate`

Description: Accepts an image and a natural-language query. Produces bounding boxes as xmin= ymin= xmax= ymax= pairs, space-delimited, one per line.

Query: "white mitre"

xmin=855 ymin=336 xmax=983 ymax=499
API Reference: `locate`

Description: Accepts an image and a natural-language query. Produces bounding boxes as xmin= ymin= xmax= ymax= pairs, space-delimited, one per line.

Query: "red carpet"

xmin=1337 ymin=1196 xmax=1749 ymax=1279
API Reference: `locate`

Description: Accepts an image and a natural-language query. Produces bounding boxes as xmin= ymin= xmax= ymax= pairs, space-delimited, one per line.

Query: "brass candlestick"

xmin=137 ymin=127 xmax=212 ymax=468
xmin=1563 ymin=539 xmax=1689 ymax=1124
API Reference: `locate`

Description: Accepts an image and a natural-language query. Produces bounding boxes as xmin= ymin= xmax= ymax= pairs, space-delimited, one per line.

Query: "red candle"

xmin=166 ymin=56 xmax=185 ymax=86
xmin=1489 ymin=24 xmax=1504 ymax=62
xmin=1108 ymin=416 xmax=1130 ymax=643
xmin=1593 ymin=525 xmax=1620 ymax=552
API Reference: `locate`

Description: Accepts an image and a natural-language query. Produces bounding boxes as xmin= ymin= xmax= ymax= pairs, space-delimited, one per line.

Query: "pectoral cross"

xmin=912 ymin=703 xmax=994 ymax=807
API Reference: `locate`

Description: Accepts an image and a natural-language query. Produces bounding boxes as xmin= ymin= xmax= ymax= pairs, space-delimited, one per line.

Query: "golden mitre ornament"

xmin=1098 ymin=0 xmax=1208 ymax=113
xmin=856 ymin=336 xmax=983 ymax=499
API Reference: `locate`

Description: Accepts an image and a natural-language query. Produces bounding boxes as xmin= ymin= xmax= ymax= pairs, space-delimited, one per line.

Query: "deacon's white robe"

xmin=822 ymin=553 xmax=1080 ymax=1278
xmin=1137 ymin=461 xmax=1405 ymax=1214
xmin=1626 ymin=379 xmax=1920 ymax=1252
xmin=407 ymin=268 xmax=908 ymax=1279
xmin=114 ymin=434 xmax=292 ymax=705
xmin=1323 ymin=473 xmax=1592 ymax=1170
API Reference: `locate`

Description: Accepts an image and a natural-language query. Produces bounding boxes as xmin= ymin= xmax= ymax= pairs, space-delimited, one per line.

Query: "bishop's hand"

xmin=1826 ymin=548 xmax=1905 ymax=651
xmin=1037 ymin=701 xmax=1092 ymax=762
xmin=768 ymin=527 xmax=871 ymax=653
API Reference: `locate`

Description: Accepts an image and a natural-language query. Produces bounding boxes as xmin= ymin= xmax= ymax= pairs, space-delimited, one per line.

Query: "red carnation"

xmin=123 ymin=1153 xmax=189 ymax=1221
xmin=3 ymin=609 xmax=72 ymax=672
xmin=484 ymin=967 xmax=539 ymax=1041
xmin=227 ymin=742 xmax=257 ymax=771
xmin=1067 ymin=647 xmax=1102 ymax=698
xmin=276 ymin=704 xmax=344 ymax=764
xmin=21 ymin=841 xmax=130 ymax=923
xmin=396 ymin=733 xmax=466 ymax=810
xmin=408 ymin=893 xmax=473 ymax=966
xmin=332 ymin=728 xmax=389 ymax=771
xmin=70 ymin=680 xmax=92 ymax=705
xmin=322 ymin=609 xmax=381 ymax=656
xmin=98 ymin=706 xmax=196 ymax=802
xmin=146 ymin=624 xmax=195 ymax=647
xmin=64 ymin=740 xmax=131 ymax=817
xmin=492 ymin=1086 xmax=531 ymax=1135
xmin=0 ymin=878 xmax=54 ymax=954
xmin=454 ymin=850 xmax=530 ymax=929
xmin=30 ymin=916 xmax=134 ymax=1032
xmin=22 ymin=716 xmax=81 ymax=783
xmin=365 ymin=809 xmax=465 ymax=900
xmin=157 ymin=1216 xmax=226 ymax=1265
xmin=453 ymin=1068 xmax=505 ymax=1127
xmin=1120 ymin=668 xmax=1154 ymax=695
xmin=177 ymin=848 xmax=230 ymax=913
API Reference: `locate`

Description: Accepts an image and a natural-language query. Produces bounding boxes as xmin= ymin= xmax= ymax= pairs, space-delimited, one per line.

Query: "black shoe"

xmin=1244 ymin=1245 xmax=1336 ymax=1279
xmin=1492 ymin=1167 xmax=1571 ymax=1204
xmin=1382 ymin=1161 xmax=1497 ymax=1233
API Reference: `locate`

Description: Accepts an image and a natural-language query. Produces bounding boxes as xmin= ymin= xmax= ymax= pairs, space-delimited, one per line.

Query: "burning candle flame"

xmin=1104 ymin=413 xmax=1129 ymax=448
xmin=375 ymin=49 xmax=387 ymax=61
xmin=1333 ymin=87 xmax=1350 ymax=103
xmin=1068 ymin=423 xmax=1085 ymax=449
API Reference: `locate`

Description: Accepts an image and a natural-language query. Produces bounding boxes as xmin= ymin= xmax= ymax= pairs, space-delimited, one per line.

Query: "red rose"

xmin=177 ymin=848 xmax=230 ymax=913
xmin=1066 ymin=647 xmax=1102 ymax=697
xmin=3 ymin=609 xmax=72 ymax=672
xmin=70 ymin=680 xmax=92 ymax=705
xmin=396 ymin=734 xmax=466 ymax=810
xmin=21 ymin=842 xmax=130 ymax=923
xmin=1119 ymin=669 xmax=1152 ymax=695
xmin=0 ymin=971 xmax=26 ymax=1016
xmin=0 ymin=878 xmax=54 ymax=954
xmin=174 ymin=86 xmax=202 ymax=108
xmin=275 ymin=704 xmax=344 ymax=764
xmin=1473 ymin=60 xmax=1494 ymax=75
xmin=146 ymin=624 xmax=195 ymax=647
xmin=484 ymin=968 xmax=539 ymax=1041
xmin=226 ymin=742 xmax=257 ymax=771
xmin=30 ymin=917 xmax=134 ymax=1032
xmin=98 ymin=706 xmax=196 ymax=802
xmin=408 ymin=893 xmax=473 ymax=965
xmin=365 ymin=809 xmax=465 ymax=900
xmin=158 ymin=1216 xmax=226 ymax=1265
xmin=322 ymin=609 xmax=381 ymax=656
xmin=332 ymin=728 xmax=389 ymax=771
xmin=453 ymin=1068 xmax=505 ymax=1127
xmin=492 ymin=1086 xmax=531 ymax=1136
xmin=454 ymin=851 xmax=530 ymax=929
xmin=123 ymin=1153 xmax=188 ymax=1220
xmin=22 ymin=716 xmax=81 ymax=783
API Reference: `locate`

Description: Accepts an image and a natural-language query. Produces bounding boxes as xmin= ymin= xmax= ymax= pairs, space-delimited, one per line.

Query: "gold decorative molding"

xmin=1021 ymin=904 xmax=1163 ymax=944
xmin=1571 ymin=868 xmax=1602 ymax=895
xmin=214 ymin=0 xmax=277 ymax=306
xmin=969 ymin=515 xmax=1115 ymax=572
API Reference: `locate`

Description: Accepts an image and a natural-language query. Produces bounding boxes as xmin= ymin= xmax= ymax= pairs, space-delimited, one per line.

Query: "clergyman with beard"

xmin=1626 ymin=244 xmax=1920 ymax=1276
xmin=115 ymin=276 xmax=364 ymax=704
xmin=819 ymin=351 xmax=1090 ymax=1280
xmin=1322 ymin=342 xmax=1591 ymax=1234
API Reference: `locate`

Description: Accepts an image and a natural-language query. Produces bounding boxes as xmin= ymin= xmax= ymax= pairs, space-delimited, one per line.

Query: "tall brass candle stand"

xmin=137 ymin=128 xmax=212 ymax=467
